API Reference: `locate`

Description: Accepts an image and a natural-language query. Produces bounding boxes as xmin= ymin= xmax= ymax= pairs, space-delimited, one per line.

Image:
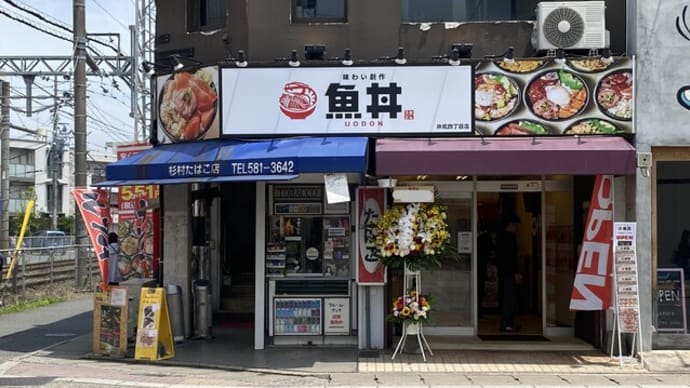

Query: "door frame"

xmin=428 ymin=178 xmax=573 ymax=336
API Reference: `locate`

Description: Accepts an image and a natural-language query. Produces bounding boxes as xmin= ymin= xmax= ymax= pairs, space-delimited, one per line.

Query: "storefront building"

xmin=102 ymin=0 xmax=649 ymax=353
xmin=635 ymin=0 xmax=690 ymax=350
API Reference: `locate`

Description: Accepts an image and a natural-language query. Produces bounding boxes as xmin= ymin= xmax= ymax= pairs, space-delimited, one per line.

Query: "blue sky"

xmin=0 ymin=0 xmax=139 ymax=152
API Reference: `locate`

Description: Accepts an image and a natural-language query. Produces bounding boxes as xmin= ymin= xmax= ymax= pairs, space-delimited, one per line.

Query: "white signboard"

xmin=613 ymin=222 xmax=640 ymax=334
xmin=324 ymin=297 xmax=350 ymax=335
xmin=220 ymin=66 xmax=473 ymax=136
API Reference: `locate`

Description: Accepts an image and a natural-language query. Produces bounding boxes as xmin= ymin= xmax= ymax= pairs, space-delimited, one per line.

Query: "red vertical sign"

xmin=570 ymin=175 xmax=614 ymax=310
xmin=72 ymin=188 xmax=111 ymax=291
xmin=357 ymin=187 xmax=386 ymax=285
xmin=116 ymin=143 xmax=160 ymax=280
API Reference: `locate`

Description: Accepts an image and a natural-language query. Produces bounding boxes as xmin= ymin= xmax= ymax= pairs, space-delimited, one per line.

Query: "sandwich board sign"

xmin=93 ymin=286 xmax=128 ymax=356
xmin=134 ymin=287 xmax=175 ymax=360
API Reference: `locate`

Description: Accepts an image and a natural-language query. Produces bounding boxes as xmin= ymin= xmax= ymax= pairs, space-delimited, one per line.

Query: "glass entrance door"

xmin=476 ymin=191 xmax=543 ymax=336
xmin=422 ymin=193 xmax=473 ymax=335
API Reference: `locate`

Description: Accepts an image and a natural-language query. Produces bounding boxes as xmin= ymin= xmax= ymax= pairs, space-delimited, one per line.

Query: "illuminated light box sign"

xmin=220 ymin=66 xmax=473 ymax=136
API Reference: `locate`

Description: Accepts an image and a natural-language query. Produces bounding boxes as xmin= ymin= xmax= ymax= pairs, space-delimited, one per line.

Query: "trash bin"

xmin=193 ymin=280 xmax=212 ymax=339
xmin=166 ymin=284 xmax=185 ymax=343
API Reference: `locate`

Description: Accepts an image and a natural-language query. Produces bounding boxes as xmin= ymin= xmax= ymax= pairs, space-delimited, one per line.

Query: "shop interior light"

xmin=342 ymin=48 xmax=353 ymax=66
xmin=304 ymin=44 xmax=326 ymax=60
xmin=503 ymin=46 xmax=515 ymax=64
xmin=450 ymin=43 xmax=473 ymax=59
xmin=601 ymin=48 xmax=614 ymax=65
xmin=448 ymin=48 xmax=461 ymax=66
xmin=377 ymin=177 xmax=397 ymax=188
xmin=394 ymin=47 xmax=407 ymax=65
xmin=235 ymin=50 xmax=248 ymax=68
xmin=288 ymin=50 xmax=301 ymax=67
xmin=555 ymin=48 xmax=566 ymax=66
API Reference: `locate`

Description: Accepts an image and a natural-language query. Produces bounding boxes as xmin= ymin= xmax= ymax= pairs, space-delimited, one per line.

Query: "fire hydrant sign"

xmin=134 ymin=287 xmax=174 ymax=361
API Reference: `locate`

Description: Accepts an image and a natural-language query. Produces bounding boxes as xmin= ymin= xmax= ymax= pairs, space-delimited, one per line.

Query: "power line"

xmin=0 ymin=5 xmax=72 ymax=43
xmin=1 ymin=0 xmax=127 ymax=55
xmin=2 ymin=0 xmax=71 ymax=33
xmin=90 ymin=0 xmax=128 ymax=30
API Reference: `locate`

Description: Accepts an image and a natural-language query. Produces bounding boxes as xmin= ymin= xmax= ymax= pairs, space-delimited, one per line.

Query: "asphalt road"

xmin=0 ymin=295 xmax=92 ymax=363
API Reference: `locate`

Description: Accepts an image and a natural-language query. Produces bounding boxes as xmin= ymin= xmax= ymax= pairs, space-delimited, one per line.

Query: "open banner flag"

xmin=570 ymin=175 xmax=614 ymax=311
xmin=72 ymin=188 xmax=112 ymax=290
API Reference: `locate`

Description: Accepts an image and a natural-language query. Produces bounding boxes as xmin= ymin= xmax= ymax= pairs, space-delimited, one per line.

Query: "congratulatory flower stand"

xmin=391 ymin=267 xmax=434 ymax=361
xmin=368 ymin=202 xmax=450 ymax=362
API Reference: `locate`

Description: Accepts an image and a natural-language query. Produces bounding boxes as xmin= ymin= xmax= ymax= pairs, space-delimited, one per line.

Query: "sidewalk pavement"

xmin=1 ymin=294 xmax=690 ymax=387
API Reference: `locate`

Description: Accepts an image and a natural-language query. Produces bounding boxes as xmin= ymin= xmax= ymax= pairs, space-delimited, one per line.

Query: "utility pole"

xmin=1 ymin=80 xmax=9 ymax=252
xmin=74 ymin=0 xmax=88 ymax=288
xmin=51 ymin=76 xmax=59 ymax=230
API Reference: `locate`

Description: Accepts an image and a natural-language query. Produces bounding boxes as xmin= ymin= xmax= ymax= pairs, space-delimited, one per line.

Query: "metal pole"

xmin=0 ymin=80 xmax=9 ymax=252
xmin=130 ymin=25 xmax=139 ymax=142
xmin=74 ymin=0 xmax=88 ymax=288
xmin=51 ymin=77 xmax=59 ymax=230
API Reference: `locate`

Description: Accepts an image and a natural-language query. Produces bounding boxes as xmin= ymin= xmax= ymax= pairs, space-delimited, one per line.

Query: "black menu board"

xmin=656 ymin=268 xmax=687 ymax=332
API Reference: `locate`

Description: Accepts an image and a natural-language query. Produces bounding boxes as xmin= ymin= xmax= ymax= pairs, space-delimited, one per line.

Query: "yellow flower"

xmin=400 ymin=306 xmax=411 ymax=317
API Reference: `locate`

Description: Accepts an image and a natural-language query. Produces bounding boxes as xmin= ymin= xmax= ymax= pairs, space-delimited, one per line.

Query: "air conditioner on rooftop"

xmin=532 ymin=1 xmax=609 ymax=51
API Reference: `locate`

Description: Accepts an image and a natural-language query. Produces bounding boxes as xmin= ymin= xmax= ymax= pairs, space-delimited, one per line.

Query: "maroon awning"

xmin=375 ymin=136 xmax=636 ymax=176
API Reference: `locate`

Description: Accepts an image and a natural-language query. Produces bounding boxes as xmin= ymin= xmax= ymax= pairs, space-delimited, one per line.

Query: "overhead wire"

xmin=1 ymin=0 xmax=128 ymax=55
xmin=0 ymin=5 xmax=72 ymax=43
xmin=90 ymin=0 xmax=128 ymax=30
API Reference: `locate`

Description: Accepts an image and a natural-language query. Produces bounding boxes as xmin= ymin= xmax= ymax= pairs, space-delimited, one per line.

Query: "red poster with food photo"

xmin=116 ymin=143 xmax=160 ymax=280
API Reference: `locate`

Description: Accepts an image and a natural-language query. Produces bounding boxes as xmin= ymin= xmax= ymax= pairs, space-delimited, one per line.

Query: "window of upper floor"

xmin=187 ymin=0 xmax=227 ymax=32
xmin=401 ymin=0 xmax=539 ymax=22
xmin=292 ymin=0 xmax=347 ymax=23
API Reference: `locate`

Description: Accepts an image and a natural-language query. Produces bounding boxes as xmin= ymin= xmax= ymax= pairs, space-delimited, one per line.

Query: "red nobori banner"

xmin=570 ymin=175 xmax=614 ymax=310
xmin=116 ymin=143 xmax=159 ymax=212
xmin=356 ymin=187 xmax=387 ymax=285
xmin=72 ymin=188 xmax=112 ymax=290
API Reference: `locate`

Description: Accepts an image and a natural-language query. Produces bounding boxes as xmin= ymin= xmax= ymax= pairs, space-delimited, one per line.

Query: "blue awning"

xmin=100 ymin=137 xmax=368 ymax=186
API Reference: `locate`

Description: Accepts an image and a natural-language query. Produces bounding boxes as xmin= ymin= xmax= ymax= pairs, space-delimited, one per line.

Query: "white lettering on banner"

xmin=571 ymin=274 xmax=608 ymax=310
xmin=230 ymin=160 xmax=295 ymax=175
xmin=168 ymin=163 xmax=221 ymax=177
xmin=579 ymin=241 xmax=610 ymax=275
xmin=570 ymin=175 xmax=614 ymax=311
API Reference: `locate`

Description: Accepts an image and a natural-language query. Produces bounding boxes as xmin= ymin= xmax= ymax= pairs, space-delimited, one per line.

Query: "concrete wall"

xmin=156 ymin=0 xmax=627 ymax=64
xmin=633 ymin=0 xmax=690 ymax=350
xmin=635 ymin=0 xmax=690 ymax=146
xmin=162 ymin=184 xmax=193 ymax=338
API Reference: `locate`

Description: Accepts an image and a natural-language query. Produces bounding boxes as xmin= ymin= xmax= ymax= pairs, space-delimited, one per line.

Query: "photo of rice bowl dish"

xmin=495 ymin=120 xmax=549 ymax=136
xmin=596 ymin=69 xmax=633 ymax=121
xmin=567 ymin=58 xmax=613 ymax=73
xmin=525 ymin=70 xmax=588 ymax=120
xmin=474 ymin=73 xmax=520 ymax=121
xmin=564 ymin=119 xmax=619 ymax=134
xmin=495 ymin=59 xmax=545 ymax=73
xmin=159 ymin=68 xmax=218 ymax=142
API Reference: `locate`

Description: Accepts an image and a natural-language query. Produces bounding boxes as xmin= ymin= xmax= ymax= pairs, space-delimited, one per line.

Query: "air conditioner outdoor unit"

xmin=532 ymin=1 xmax=609 ymax=51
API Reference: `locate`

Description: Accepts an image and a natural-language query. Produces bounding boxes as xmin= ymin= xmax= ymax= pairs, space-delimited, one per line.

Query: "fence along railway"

xmin=1 ymin=244 xmax=100 ymax=304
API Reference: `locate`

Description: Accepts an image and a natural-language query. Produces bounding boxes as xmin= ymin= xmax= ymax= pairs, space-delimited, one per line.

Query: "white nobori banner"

xmin=220 ymin=66 xmax=473 ymax=136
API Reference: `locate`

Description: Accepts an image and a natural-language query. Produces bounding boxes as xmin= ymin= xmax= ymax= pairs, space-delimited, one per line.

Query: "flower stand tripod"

xmin=391 ymin=266 xmax=433 ymax=361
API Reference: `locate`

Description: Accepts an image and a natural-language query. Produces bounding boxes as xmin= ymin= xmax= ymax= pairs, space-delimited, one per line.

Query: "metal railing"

xmin=0 ymin=244 xmax=100 ymax=305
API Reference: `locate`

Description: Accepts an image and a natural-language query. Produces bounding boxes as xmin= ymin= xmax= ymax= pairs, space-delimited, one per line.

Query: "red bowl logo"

xmin=279 ymin=82 xmax=317 ymax=119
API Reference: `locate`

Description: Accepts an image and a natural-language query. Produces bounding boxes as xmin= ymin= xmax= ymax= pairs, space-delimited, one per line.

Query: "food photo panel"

xmin=474 ymin=57 xmax=633 ymax=137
